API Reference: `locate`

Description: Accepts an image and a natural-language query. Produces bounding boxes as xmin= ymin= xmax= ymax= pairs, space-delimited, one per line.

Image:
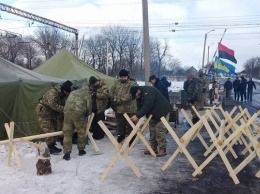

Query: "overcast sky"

xmin=1 ymin=0 xmax=260 ymax=72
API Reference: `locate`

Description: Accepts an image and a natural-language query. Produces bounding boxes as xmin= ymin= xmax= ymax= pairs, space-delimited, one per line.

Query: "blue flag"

xmin=215 ymin=56 xmax=237 ymax=75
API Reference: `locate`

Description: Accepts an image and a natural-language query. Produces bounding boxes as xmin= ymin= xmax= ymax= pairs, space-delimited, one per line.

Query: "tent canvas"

xmin=33 ymin=48 xmax=116 ymax=89
xmin=0 ymin=57 xmax=65 ymax=140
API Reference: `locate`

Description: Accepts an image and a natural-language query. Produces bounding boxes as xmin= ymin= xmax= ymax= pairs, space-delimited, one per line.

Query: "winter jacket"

xmin=89 ymin=80 xmax=109 ymax=114
xmin=186 ymin=77 xmax=202 ymax=102
xmin=37 ymin=85 xmax=65 ymax=118
xmin=239 ymin=78 xmax=247 ymax=92
xmin=110 ymin=78 xmax=138 ymax=113
xmin=224 ymin=80 xmax=233 ymax=90
xmin=161 ymin=77 xmax=171 ymax=88
xmin=153 ymin=78 xmax=169 ymax=101
xmin=135 ymin=86 xmax=171 ymax=122
xmin=199 ymin=74 xmax=210 ymax=93
xmin=233 ymin=79 xmax=240 ymax=92
xmin=64 ymin=83 xmax=92 ymax=116
xmin=247 ymin=80 xmax=256 ymax=91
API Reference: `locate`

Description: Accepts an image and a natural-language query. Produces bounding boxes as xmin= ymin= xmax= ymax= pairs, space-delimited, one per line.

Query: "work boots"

xmin=156 ymin=148 xmax=167 ymax=157
xmin=144 ymin=145 xmax=158 ymax=155
xmin=63 ymin=153 xmax=70 ymax=161
xmin=79 ymin=150 xmax=86 ymax=156
xmin=117 ymin=135 xmax=125 ymax=143
xmin=47 ymin=142 xmax=62 ymax=155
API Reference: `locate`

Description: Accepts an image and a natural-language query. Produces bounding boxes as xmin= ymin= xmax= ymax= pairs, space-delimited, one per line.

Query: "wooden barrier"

xmin=98 ymin=114 xmax=146 ymax=181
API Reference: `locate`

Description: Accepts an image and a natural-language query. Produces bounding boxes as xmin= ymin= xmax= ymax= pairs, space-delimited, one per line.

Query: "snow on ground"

xmin=0 ymin=129 xmax=179 ymax=194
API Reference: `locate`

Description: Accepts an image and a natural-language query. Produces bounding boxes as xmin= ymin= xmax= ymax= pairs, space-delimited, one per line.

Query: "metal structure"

xmin=0 ymin=2 xmax=79 ymax=57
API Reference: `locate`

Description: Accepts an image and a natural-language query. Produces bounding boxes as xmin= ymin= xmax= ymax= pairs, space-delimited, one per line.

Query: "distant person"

xmin=247 ymin=77 xmax=256 ymax=101
xmin=130 ymin=85 xmax=171 ymax=157
xmin=149 ymin=75 xmax=169 ymax=101
xmin=185 ymin=73 xmax=201 ymax=124
xmin=232 ymin=77 xmax=240 ymax=101
xmin=88 ymin=76 xmax=109 ymax=140
xmin=224 ymin=78 xmax=233 ymax=100
xmin=198 ymin=70 xmax=210 ymax=108
xmin=239 ymin=76 xmax=247 ymax=102
xmin=161 ymin=76 xmax=171 ymax=88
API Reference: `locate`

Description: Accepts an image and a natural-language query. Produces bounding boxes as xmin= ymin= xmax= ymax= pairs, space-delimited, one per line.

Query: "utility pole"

xmin=0 ymin=3 xmax=79 ymax=58
xmin=142 ymin=0 xmax=151 ymax=85
xmin=106 ymin=41 xmax=109 ymax=75
xmin=202 ymin=29 xmax=214 ymax=69
xmin=207 ymin=43 xmax=214 ymax=65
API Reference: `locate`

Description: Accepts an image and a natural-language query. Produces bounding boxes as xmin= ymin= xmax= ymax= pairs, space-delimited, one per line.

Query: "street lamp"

xmin=207 ymin=43 xmax=214 ymax=65
xmin=202 ymin=29 xmax=215 ymax=69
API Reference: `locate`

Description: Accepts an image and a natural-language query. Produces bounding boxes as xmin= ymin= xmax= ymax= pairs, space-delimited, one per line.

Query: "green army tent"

xmin=0 ymin=57 xmax=66 ymax=140
xmin=33 ymin=48 xmax=116 ymax=89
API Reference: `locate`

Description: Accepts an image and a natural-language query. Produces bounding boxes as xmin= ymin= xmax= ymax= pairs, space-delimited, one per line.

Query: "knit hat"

xmin=130 ymin=86 xmax=140 ymax=99
xmin=61 ymin=80 xmax=73 ymax=93
xmin=119 ymin=69 xmax=129 ymax=77
xmin=89 ymin=76 xmax=98 ymax=85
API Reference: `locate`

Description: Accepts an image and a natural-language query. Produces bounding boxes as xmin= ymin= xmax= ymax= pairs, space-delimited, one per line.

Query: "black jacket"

xmin=136 ymin=86 xmax=171 ymax=122
xmin=247 ymin=80 xmax=256 ymax=91
xmin=153 ymin=78 xmax=169 ymax=101
xmin=239 ymin=78 xmax=247 ymax=92
xmin=224 ymin=80 xmax=232 ymax=90
xmin=161 ymin=77 xmax=171 ymax=88
xmin=233 ymin=79 xmax=240 ymax=91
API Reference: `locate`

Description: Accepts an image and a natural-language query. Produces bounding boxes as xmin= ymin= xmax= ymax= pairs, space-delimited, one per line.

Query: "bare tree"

xmin=32 ymin=26 xmax=73 ymax=60
xmin=243 ymin=57 xmax=260 ymax=78
xmin=0 ymin=36 xmax=23 ymax=63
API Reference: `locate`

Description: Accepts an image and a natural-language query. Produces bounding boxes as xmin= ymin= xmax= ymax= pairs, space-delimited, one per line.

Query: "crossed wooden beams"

xmin=0 ymin=113 xmax=97 ymax=170
xmin=161 ymin=105 xmax=260 ymax=184
xmin=98 ymin=114 xmax=153 ymax=181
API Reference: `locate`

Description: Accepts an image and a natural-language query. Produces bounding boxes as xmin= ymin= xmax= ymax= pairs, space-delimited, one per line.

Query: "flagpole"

xmin=212 ymin=29 xmax=227 ymax=80
xmin=212 ymin=29 xmax=227 ymax=62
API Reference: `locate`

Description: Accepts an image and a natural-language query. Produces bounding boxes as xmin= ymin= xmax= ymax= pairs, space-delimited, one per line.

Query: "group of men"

xmin=224 ymin=76 xmax=256 ymax=102
xmin=36 ymin=69 xmax=172 ymax=160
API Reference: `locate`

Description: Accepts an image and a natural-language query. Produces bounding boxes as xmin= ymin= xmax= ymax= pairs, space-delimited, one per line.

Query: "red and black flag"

xmin=218 ymin=43 xmax=237 ymax=64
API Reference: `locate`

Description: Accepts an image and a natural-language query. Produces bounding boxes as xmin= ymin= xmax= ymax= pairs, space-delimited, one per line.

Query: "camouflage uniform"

xmin=110 ymin=79 xmax=138 ymax=136
xmin=89 ymin=80 xmax=109 ymax=139
xmin=62 ymin=84 xmax=92 ymax=154
xmin=199 ymin=73 xmax=210 ymax=107
xmin=36 ymin=85 xmax=65 ymax=145
xmin=186 ymin=76 xmax=202 ymax=122
xmin=133 ymin=86 xmax=171 ymax=156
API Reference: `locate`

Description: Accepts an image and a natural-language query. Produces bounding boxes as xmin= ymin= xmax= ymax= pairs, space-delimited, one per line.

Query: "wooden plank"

xmin=7 ymin=122 xmax=14 ymax=167
xmin=85 ymin=113 xmax=100 ymax=153
xmin=98 ymin=117 xmax=142 ymax=181
xmin=0 ymin=131 xmax=63 ymax=145
xmin=124 ymin=114 xmax=155 ymax=156
xmin=160 ymin=117 xmax=201 ymax=174
xmin=5 ymin=122 xmax=22 ymax=170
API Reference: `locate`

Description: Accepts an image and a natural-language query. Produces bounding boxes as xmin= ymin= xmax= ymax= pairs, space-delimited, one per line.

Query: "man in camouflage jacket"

xmin=88 ymin=76 xmax=109 ymax=140
xmin=36 ymin=80 xmax=73 ymax=154
xmin=62 ymin=83 xmax=92 ymax=160
xmin=185 ymin=73 xmax=202 ymax=124
xmin=110 ymin=69 xmax=138 ymax=143
xmin=198 ymin=70 xmax=210 ymax=108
